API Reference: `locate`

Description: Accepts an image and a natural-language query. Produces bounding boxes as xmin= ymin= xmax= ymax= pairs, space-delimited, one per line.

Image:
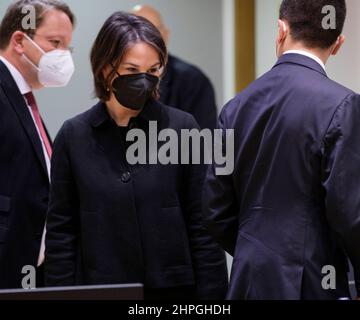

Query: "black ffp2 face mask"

xmin=112 ymin=72 xmax=159 ymax=111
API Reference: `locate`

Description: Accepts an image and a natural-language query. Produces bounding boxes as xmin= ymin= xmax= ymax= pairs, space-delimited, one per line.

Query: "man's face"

xmin=22 ymin=9 xmax=73 ymax=86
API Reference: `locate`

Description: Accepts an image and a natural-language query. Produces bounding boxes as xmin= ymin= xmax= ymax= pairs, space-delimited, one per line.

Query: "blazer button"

xmin=121 ymin=171 xmax=131 ymax=183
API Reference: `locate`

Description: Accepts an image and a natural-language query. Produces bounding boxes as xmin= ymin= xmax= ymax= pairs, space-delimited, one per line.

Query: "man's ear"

xmin=11 ymin=31 xmax=26 ymax=55
xmin=331 ymin=35 xmax=345 ymax=56
xmin=277 ymin=19 xmax=288 ymax=44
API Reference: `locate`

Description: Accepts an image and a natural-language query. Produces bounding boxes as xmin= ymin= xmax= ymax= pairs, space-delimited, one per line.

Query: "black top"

xmin=45 ymin=99 xmax=228 ymax=299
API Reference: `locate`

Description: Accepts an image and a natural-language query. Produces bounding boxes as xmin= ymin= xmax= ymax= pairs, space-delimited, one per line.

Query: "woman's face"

xmin=116 ymin=42 xmax=162 ymax=77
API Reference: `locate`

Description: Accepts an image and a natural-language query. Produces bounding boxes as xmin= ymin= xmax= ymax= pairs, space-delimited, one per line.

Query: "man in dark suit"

xmin=132 ymin=4 xmax=218 ymax=130
xmin=203 ymin=0 xmax=360 ymax=300
xmin=0 ymin=0 xmax=75 ymax=289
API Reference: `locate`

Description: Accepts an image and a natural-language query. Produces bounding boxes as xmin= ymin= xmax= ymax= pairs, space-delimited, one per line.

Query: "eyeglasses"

xmin=33 ymin=33 xmax=74 ymax=53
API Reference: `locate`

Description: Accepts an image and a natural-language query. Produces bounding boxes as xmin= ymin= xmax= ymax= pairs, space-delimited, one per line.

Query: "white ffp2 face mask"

xmin=23 ymin=34 xmax=75 ymax=88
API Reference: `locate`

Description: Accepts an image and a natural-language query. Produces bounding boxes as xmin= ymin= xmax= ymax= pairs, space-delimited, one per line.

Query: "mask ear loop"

xmin=22 ymin=33 xmax=46 ymax=71
xmin=108 ymin=63 xmax=121 ymax=93
xmin=23 ymin=33 xmax=46 ymax=55
xmin=111 ymin=63 xmax=124 ymax=77
xmin=23 ymin=52 xmax=41 ymax=71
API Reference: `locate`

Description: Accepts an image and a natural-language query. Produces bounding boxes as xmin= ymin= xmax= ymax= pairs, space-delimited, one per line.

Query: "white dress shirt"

xmin=0 ymin=56 xmax=51 ymax=177
xmin=0 ymin=55 xmax=49 ymax=267
xmin=283 ymin=50 xmax=326 ymax=72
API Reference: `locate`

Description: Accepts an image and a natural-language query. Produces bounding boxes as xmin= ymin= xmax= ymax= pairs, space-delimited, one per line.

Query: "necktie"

xmin=24 ymin=92 xmax=52 ymax=158
xmin=24 ymin=92 xmax=50 ymax=268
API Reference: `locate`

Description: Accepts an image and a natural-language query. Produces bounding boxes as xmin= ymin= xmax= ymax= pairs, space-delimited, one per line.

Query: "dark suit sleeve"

xmin=181 ymin=114 xmax=228 ymax=300
xmin=45 ymin=121 xmax=79 ymax=286
xmin=182 ymin=69 xmax=218 ymax=130
xmin=321 ymin=93 xmax=360 ymax=296
xmin=202 ymin=103 xmax=239 ymax=256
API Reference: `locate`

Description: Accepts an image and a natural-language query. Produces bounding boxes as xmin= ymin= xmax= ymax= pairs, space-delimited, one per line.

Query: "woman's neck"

xmin=106 ymin=97 xmax=141 ymax=127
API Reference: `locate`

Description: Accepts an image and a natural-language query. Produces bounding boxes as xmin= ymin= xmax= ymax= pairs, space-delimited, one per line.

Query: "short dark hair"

xmin=90 ymin=11 xmax=168 ymax=102
xmin=280 ymin=0 xmax=346 ymax=49
xmin=0 ymin=0 xmax=75 ymax=50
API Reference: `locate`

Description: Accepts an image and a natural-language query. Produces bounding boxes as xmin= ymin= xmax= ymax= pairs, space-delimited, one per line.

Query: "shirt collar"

xmin=283 ymin=50 xmax=326 ymax=72
xmin=0 ymin=56 xmax=31 ymax=95
xmin=91 ymin=99 xmax=162 ymax=129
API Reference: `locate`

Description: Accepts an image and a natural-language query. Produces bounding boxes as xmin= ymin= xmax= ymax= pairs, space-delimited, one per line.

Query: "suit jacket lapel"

xmin=0 ymin=61 xmax=48 ymax=176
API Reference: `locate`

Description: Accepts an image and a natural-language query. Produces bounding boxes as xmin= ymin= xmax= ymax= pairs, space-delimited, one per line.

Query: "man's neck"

xmin=106 ymin=98 xmax=141 ymax=127
xmin=1 ymin=50 xmax=41 ymax=90
xmin=0 ymin=51 xmax=20 ymax=70
xmin=282 ymin=45 xmax=329 ymax=66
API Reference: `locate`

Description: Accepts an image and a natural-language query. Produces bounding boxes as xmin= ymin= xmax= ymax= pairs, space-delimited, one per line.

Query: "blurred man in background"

xmin=132 ymin=4 xmax=218 ymax=130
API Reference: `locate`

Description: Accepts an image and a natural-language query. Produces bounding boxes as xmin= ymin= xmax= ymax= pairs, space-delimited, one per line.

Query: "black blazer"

xmin=203 ymin=54 xmax=360 ymax=300
xmin=0 ymin=61 xmax=49 ymax=289
xmin=160 ymin=55 xmax=218 ymax=130
xmin=45 ymin=99 xmax=228 ymax=299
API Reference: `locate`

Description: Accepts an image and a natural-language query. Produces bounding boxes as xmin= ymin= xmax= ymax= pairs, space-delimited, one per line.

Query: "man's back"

xmin=226 ymin=54 xmax=353 ymax=213
xmin=204 ymin=53 xmax=360 ymax=299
